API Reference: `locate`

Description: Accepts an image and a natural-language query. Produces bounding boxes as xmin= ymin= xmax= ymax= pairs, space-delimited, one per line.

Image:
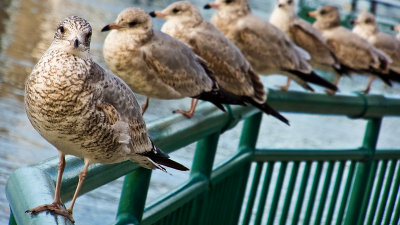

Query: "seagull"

xmin=149 ymin=1 xmax=289 ymax=125
xmin=203 ymin=0 xmax=337 ymax=92
xmin=101 ymin=7 xmax=249 ymax=118
xmin=24 ymin=16 xmax=188 ymax=223
xmin=352 ymin=11 xmax=400 ymax=92
xmin=269 ymin=0 xmax=344 ymax=93
xmin=309 ymin=5 xmax=393 ymax=93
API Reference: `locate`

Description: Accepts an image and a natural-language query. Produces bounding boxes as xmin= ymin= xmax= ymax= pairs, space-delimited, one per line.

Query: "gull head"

xmin=52 ymin=16 xmax=92 ymax=57
xmin=309 ymin=5 xmax=341 ymax=29
xmin=150 ymin=1 xmax=203 ymax=25
xmin=204 ymin=0 xmax=251 ymax=14
xmin=101 ymin=8 xmax=153 ymax=36
xmin=276 ymin=0 xmax=295 ymax=13
xmin=353 ymin=12 xmax=377 ymax=34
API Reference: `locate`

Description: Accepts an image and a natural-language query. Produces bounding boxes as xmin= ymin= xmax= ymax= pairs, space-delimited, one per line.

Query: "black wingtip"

xmin=204 ymin=4 xmax=211 ymax=9
xmin=289 ymin=70 xmax=338 ymax=91
xmin=149 ymin=11 xmax=156 ymax=17
xmin=101 ymin=24 xmax=110 ymax=32
xmin=243 ymin=97 xmax=289 ymax=126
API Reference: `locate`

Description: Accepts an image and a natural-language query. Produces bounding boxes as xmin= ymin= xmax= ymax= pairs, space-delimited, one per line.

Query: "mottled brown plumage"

xmin=204 ymin=0 xmax=337 ymax=92
xmin=25 ymin=16 xmax=188 ymax=223
xmin=310 ymin=5 xmax=393 ymax=93
xmin=102 ymin=7 xmax=247 ymax=118
xmin=149 ymin=1 xmax=288 ymax=124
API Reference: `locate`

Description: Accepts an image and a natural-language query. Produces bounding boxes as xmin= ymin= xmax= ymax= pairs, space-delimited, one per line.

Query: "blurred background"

xmin=0 ymin=0 xmax=399 ymax=224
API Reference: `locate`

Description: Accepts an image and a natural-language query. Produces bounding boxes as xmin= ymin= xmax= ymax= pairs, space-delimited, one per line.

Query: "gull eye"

xmin=225 ymin=0 xmax=233 ymax=3
xmin=320 ymin=9 xmax=327 ymax=15
xmin=58 ymin=26 xmax=65 ymax=33
xmin=172 ymin=8 xmax=179 ymax=13
xmin=128 ymin=21 xmax=138 ymax=27
xmin=86 ymin=31 xmax=92 ymax=42
xmin=287 ymin=0 xmax=293 ymax=4
xmin=365 ymin=18 xmax=372 ymax=24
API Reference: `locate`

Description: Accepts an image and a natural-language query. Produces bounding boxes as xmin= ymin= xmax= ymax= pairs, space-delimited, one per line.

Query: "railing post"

xmin=238 ymin=112 xmax=263 ymax=153
xmin=114 ymin=167 xmax=152 ymax=225
xmin=343 ymin=118 xmax=382 ymax=225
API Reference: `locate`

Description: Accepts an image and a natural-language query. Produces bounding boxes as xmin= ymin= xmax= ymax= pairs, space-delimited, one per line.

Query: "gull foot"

xmin=276 ymin=85 xmax=289 ymax=91
xmin=172 ymin=109 xmax=194 ymax=118
xmin=325 ymin=88 xmax=337 ymax=96
xmin=26 ymin=202 xmax=75 ymax=223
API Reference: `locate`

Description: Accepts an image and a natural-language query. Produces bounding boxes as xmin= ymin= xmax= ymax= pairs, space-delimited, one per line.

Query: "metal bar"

xmin=374 ymin=160 xmax=396 ymax=224
xmin=114 ymin=168 xmax=152 ymax=225
xmin=383 ymin=161 xmax=400 ymax=225
xmin=266 ymin=162 xmax=288 ymax=225
xmin=304 ymin=162 xmax=323 ymax=225
xmin=279 ymin=162 xmax=299 ymax=225
xmin=190 ymin=133 xmax=220 ymax=180
xmin=335 ymin=161 xmax=356 ymax=225
xmin=390 ymin=181 xmax=400 ymax=225
xmin=238 ymin=112 xmax=263 ymax=153
xmin=324 ymin=161 xmax=345 ymax=225
xmin=8 ymin=211 xmax=16 ymax=225
xmin=356 ymin=161 xmax=378 ymax=225
xmin=254 ymin=162 xmax=274 ymax=225
xmin=314 ymin=162 xmax=334 ymax=225
xmin=241 ymin=162 xmax=264 ymax=225
xmin=365 ymin=160 xmax=388 ymax=225
xmin=291 ymin=162 xmax=311 ymax=225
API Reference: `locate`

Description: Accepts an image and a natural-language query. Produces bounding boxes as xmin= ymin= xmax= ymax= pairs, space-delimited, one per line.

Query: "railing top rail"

xmin=6 ymin=90 xmax=400 ymax=225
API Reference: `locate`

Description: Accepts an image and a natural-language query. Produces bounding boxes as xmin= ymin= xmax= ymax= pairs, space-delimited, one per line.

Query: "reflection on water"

xmin=1 ymin=0 xmax=399 ymax=224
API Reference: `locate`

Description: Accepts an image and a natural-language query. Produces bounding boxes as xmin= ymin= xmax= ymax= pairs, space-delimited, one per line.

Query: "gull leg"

xmin=277 ymin=78 xmax=291 ymax=91
xmin=141 ymin=97 xmax=150 ymax=115
xmin=173 ymin=99 xmax=199 ymax=118
xmin=26 ymin=151 xmax=76 ymax=223
xmin=363 ymin=75 xmax=374 ymax=94
xmin=67 ymin=159 xmax=90 ymax=215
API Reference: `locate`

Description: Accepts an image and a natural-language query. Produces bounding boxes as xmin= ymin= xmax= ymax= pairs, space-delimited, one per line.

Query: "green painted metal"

xmin=6 ymin=90 xmax=400 ymax=225
xmin=365 ymin=160 xmax=389 ymax=225
xmin=304 ymin=162 xmax=323 ymax=225
xmin=335 ymin=161 xmax=356 ymax=225
xmin=279 ymin=162 xmax=299 ymax=225
xmin=266 ymin=162 xmax=288 ymax=225
xmin=374 ymin=160 xmax=396 ymax=225
xmin=291 ymin=162 xmax=311 ymax=225
xmin=254 ymin=162 xmax=274 ymax=225
xmin=383 ymin=161 xmax=400 ymax=225
xmin=356 ymin=161 xmax=378 ymax=225
xmin=324 ymin=161 xmax=345 ymax=225
xmin=241 ymin=162 xmax=263 ymax=225
xmin=115 ymin=168 xmax=152 ymax=225
xmin=390 ymin=184 xmax=400 ymax=225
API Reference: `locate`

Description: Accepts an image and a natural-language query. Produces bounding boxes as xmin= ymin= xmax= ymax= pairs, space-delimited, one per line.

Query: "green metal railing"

xmin=6 ymin=89 xmax=400 ymax=225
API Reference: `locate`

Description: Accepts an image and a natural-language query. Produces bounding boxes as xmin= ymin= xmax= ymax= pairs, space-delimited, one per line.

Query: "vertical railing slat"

xmin=291 ymin=162 xmax=312 ymax=225
xmin=374 ymin=160 xmax=396 ymax=224
xmin=266 ymin=162 xmax=288 ymax=225
xmin=279 ymin=162 xmax=299 ymax=225
xmin=241 ymin=162 xmax=264 ymax=225
xmin=335 ymin=161 xmax=356 ymax=225
xmin=384 ymin=161 xmax=400 ymax=225
xmin=254 ymin=162 xmax=274 ymax=225
xmin=356 ymin=161 xmax=378 ymax=225
xmin=314 ymin=162 xmax=334 ymax=225
xmin=389 ymin=176 xmax=400 ymax=225
xmin=324 ymin=161 xmax=345 ymax=225
xmin=365 ymin=160 xmax=388 ymax=225
xmin=304 ymin=162 xmax=323 ymax=225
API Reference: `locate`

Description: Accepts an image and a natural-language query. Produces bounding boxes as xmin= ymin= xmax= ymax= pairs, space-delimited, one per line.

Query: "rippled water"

xmin=1 ymin=0 xmax=400 ymax=224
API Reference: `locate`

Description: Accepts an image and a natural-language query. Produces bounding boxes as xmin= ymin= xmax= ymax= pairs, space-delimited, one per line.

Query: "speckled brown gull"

xmin=270 ymin=0 xmax=344 ymax=92
xmin=24 ymin=16 xmax=188 ymax=223
xmin=204 ymin=0 xmax=337 ymax=92
xmin=149 ymin=1 xmax=288 ymax=124
xmin=309 ymin=5 xmax=393 ymax=93
xmin=101 ymin=7 xmax=250 ymax=118
xmin=352 ymin=12 xmax=400 ymax=92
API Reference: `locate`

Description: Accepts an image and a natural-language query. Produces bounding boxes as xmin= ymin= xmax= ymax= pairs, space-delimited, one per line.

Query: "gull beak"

xmin=351 ymin=19 xmax=358 ymax=25
xmin=392 ymin=25 xmax=399 ymax=31
xmin=69 ymin=38 xmax=79 ymax=48
xmin=149 ymin=11 xmax=166 ymax=18
xmin=278 ymin=3 xmax=284 ymax=8
xmin=204 ymin=3 xmax=219 ymax=9
xmin=101 ymin=23 xmax=121 ymax=32
xmin=308 ymin=11 xmax=317 ymax=18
